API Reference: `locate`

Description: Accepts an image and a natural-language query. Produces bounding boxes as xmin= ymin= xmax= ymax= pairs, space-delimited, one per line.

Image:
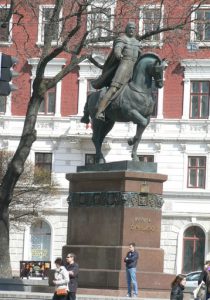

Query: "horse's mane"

xmin=137 ymin=52 xmax=162 ymax=64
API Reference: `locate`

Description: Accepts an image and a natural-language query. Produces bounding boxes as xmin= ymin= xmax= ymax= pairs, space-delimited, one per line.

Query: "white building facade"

xmin=1 ymin=1 xmax=210 ymax=278
xmin=2 ymin=73 xmax=210 ymax=276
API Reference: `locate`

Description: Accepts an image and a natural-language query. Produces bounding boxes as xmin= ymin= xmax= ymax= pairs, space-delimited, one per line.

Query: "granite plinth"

xmin=77 ymin=161 xmax=157 ymax=173
xmin=67 ymin=207 xmax=162 ymax=247
xmin=76 ymin=270 xmax=174 ymax=290
xmin=65 ymin=162 xmax=169 ymax=290
xmin=67 ymin=171 xmax=167 ymax=194
xmin=62 ymin=245 xmax=164 ymax=272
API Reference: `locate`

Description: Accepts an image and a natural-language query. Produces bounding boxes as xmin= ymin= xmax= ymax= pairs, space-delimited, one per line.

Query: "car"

xmin=185 ymin=271 xmax=202 ymax=293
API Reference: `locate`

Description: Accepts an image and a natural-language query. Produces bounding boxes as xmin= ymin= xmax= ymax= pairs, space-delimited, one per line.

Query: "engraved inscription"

xmin=130 ymin=217 xmax=155 ymax=232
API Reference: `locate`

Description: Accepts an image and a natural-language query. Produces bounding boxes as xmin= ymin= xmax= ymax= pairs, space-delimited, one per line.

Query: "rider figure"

xmin=81 ymin=22 xmax=142 ymax=123
xmin=96 ymin=22 xmax=141 ymax=120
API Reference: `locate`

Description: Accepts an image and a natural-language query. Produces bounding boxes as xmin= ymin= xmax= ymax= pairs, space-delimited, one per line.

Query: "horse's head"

xmin=150 ymin=58 xmax=167 ymax=89
xmin=133 ymin=53 xmax=167 ymax=90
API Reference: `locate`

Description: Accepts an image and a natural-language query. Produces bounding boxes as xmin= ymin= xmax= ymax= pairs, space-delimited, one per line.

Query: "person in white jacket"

xmin=52 ymin=257 xmax=69 ymax=300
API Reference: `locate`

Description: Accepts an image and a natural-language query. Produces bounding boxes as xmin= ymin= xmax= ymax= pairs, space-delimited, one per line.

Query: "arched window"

xmin=30 ymin=220 xmax=51 ymax=261
xmin=182 ymin=226 xmax=205 ymax=273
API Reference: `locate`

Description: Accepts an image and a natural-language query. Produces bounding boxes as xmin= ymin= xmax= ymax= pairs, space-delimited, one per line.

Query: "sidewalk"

xmin=0 ymin=290 xmax=192 ymax=300
xmin=0 ymin=290 xmax=168 ymax=300
xmin=0 ymin=278 xmax=192 ymax=300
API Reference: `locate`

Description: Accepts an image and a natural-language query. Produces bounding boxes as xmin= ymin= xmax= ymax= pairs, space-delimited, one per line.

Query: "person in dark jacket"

xmin=170 ymin=274 xmax=186 ymax=300
xmin=198 ymin=268 xmax=208 ymax=286
xmin=124 ymin=242 xmax=139 ymax=297
xmin=65 ymin=253 xmax=79 ymax=300
xmin=198 ymin=262 xmax=210 ymax=300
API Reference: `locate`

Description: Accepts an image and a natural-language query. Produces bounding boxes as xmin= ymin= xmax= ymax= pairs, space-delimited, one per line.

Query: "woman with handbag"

xmin=52 ymin=257 xmax=69 ymax=300
xmin=170 ymin=274 xmax=186 ymax=300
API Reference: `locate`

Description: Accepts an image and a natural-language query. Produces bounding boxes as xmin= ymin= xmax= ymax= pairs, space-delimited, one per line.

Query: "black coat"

xmin=124 ymin=250 xmax=139 ymax=269
xmin=170 ymin=284 xmax=185 ymax=300
xmin=65 ymin=262 xmax=79 ymax=293
xmin=198 ymin=270 xmax=207 ymax=285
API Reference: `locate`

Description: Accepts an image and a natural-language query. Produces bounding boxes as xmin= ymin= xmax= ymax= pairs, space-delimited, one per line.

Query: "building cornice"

xmin=27 ymin=58 xmax=66 ymax=78
xmin=1 ymin=116 xmax=210 ymax=144
xmin=181 ymin=59 xmax=210 ymax=68
xmin=163 ymin=191 xmax=210 ymax=200
xmin=162 ymin=212 xmax=210 ymax=218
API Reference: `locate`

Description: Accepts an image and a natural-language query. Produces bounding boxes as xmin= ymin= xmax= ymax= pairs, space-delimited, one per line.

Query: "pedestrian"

xmin=65 ymin=253 xmax=79 ymax=300
xmin=124 ymin=242 xmax=139 ymax=297
xmin=170 ymin=274 xmax=186 ymax=300
xmin=52 ymin=257 xmax=69 ymax=300
xmin=198 ymin=262 xmax=210 ymax=300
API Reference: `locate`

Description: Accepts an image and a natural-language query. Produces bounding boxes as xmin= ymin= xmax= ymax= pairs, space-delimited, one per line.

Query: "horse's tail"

xmin=80 ymin=95 xmax=91 ymax=124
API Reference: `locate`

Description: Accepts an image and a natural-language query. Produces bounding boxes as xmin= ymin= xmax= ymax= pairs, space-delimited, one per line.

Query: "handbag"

xmin=193 ymin=281 xmax=206 ymax=299
xmin=56 ymin=288 xmax=68 ymax=296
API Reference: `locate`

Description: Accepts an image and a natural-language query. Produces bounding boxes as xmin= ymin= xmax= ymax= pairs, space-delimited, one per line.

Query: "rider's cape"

xmin=91 ymin=35 xmax=141 ymax=90
xmin=91 ymin=48 xmax=120 ymax=90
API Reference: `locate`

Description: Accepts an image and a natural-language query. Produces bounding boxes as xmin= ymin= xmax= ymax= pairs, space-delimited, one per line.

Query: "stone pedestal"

xmin=64 ymin=161 xmax=174 ymax=290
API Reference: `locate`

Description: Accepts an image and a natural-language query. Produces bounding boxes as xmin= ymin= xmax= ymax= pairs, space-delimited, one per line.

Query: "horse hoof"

xmin=142 ymin=119 xmax=148 ymax=127
xmin=81 ymin=116 xmax=90 ymax=124
xmin=128 ymin=138 xmax=134 ymax=146
xmin=132 ymin=156 xmax=139 ymax=162
xmin=99 ymin=158 xmax=106 ymax=164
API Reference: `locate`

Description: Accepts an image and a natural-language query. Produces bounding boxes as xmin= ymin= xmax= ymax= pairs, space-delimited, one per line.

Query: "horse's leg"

xmin=129 ymin=109 xmax=150 ymax=127
xmin=92 ymin=119 xmax=114 ymax=163
xmin=92 ymin=120 xmax=104 ymax=163
xmin=127 ymin=109 xmax=149 ymax=146
xmin=128 ymin=116 xmax=150 ymax=146
xmin=98 ymin=120 xmax=115 ymax=163
xmin=80 ymin=96 xmax=90 ymax=124
xmin=130 ymin=124 xmax=147 ymax=161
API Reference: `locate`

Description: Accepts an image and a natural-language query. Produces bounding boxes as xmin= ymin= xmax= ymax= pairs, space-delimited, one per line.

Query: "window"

xmin=85 ymin=154 xmax=96 ymax=165
xmin=181 ymin=60 xmax=210 ymax=119
xmin=28 ymin=58 xmax=66 ymax=117
xmin=39 ymin=85 xmax=56 ymax=115
xmin=190 ymin=81 xmax=209 ymax=119
xmin=89 ymin=7 xmax=111 ymax=39
xmin=30 ymin=220 xmax=51 ymax=261
xmin=86 ymin=1 xmax=115 ymax=43
xmin=187 ymin=156 xmax=206 ymax=188
xmin=191 ymin=5 xmax=210 ymax=46
xmin=38 ymin=5 xmax=62 ymax=45
xmin=0 ymin=7 xmax=10 ymax=42
xmin=0 ymin=96 xmax=6 ymax=114
xmin=138 ymin=155 xmax=154 ymax=163
xmin=34 ymin=153 xmax=52 ymax=184
xmin=77 ymin=55 xmax=104 ymax=115
xmin=194 ymin=8 xmax=210 ymax=42
xmin=182 ymin=226 xmax=205 ymax=273
xmin=139 ymin=5 xmax=163 ymax=45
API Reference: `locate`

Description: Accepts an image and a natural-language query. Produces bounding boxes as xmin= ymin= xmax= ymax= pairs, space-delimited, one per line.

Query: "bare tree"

xmin=0 ymin=0 xmax=206 ymax=276
xmin=0 ymin=150 xmax=57 ymax=230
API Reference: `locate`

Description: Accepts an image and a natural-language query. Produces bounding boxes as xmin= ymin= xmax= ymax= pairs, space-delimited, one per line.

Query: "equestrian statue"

xmin=81 ymin=22 xmax=166 ymax=163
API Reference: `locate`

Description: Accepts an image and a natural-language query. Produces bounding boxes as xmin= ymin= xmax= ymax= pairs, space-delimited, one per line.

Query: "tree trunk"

xmin=0 ymin=205 xmax=12 ymax=277
xmin=0 ymin=95 xmax=40 ymax=277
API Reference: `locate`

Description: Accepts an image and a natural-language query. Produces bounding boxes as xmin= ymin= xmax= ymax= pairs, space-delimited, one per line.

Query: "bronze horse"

xmin=81 ymin=53 xmax=166 ymax=163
